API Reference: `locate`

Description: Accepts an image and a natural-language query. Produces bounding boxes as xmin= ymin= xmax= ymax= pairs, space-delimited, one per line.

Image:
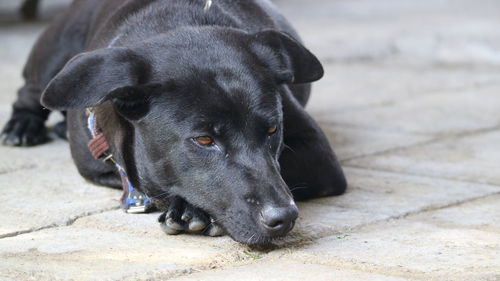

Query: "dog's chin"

xmin=220 ymin=220 xmax=289 ymax=246
xmin=229 ymin=231 xmax=275 ymax=246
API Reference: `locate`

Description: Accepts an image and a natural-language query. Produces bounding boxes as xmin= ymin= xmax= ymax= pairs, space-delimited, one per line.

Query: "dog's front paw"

xmin=158 ymin=197 xmax=224 ymax=237
xmin=1 ymin=112 xmax=48 ymax=146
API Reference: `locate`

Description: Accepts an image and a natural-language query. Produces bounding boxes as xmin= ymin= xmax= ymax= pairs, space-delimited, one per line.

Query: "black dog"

xmin=1 ymin=0 xmax=346 ymax=244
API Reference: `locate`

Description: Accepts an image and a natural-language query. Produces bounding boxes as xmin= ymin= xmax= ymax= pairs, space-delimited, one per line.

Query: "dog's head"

xmin=42 ymin=27 xmax=323 ymax=244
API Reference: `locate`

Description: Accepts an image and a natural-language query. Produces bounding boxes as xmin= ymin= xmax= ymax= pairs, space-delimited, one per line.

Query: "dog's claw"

xmin=158 ymin=211 xmax=181 ymax=234
xmin=206 ymin=217 xmax=224 ymax=236
xmin=160 ymin=222 xmax=181 ymax=235
xmin=158 ymin=196 xmax=224 ymax=237
xmin=188 ymin=220 xmax=206 ymax=231
xmin=166 ymin=217 xmax=185 ymax=231
xmin=181 ymin=211 xmax=193 ymax=222
xmin=206 ymin=223 xmax=224 ymax=237
xmin=2 ymin=134 xmax=20 ymax=146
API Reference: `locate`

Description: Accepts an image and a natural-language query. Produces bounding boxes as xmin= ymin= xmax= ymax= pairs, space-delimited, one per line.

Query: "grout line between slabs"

xmin=333 ymin=191 xmax=499 ymax=237
xmin=338 ymin=123 xmax=500 ymax=163
xmin=0 ymin=206 xmax=119 ymax=239
xmin=271 ymin=191 xmax=500 ymax=280
xmin=342 ymin=164 xmax=500 ymax=189
xmin=362 ymin=191 xmax=500 ymax=226
xmin=338 ymin=137 xmax=439 ymax=162
xmin=0 ymin=163 xmax=37 ymax=176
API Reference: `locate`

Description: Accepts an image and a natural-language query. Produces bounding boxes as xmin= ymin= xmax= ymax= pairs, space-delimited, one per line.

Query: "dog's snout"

xmin=259 ymin=204 xmax=298 ymax=236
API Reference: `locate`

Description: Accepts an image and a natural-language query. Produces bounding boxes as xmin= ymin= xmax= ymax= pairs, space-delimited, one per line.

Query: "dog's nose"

xmin=259 ymin=204 xmax=299 ymax=236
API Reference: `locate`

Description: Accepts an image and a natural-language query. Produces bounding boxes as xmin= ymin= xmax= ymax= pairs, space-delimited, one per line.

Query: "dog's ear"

xmin=252 ymin=30 xmax=324 ymax=84
xmin=41 ymin=47 xmax=151 ymax=110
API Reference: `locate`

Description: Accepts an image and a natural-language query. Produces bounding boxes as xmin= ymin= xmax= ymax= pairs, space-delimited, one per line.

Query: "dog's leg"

xmin=1 ymin=83 xmax=50 ymax=146
xmin=279 ymin=88 xmax=347 ymax=201
xmin=2 ymin=4 xmax=88 ymax=146
xmin=1 ymin=48 xmax=54 ymax=147
xmin=158 ymin=196 xmax=224 ymax=237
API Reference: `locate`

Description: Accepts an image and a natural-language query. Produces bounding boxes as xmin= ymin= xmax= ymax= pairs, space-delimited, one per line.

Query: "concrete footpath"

xmin=0 ymin=0 xmax=499 ymax=280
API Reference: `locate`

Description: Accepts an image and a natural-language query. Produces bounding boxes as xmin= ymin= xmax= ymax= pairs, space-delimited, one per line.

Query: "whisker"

xmin=289 ymin=186 xmax=307 ymax=192
xmin=210 ymin=217 xmax=227 ymax=225
xmin=247 ymin=233 xmax=256 ymax=244
xmin=283 ymin=143 xmax=295 ymax=154
xmin=153 ymin=190 xmax=171 ymax=199
xmin=150 ymin=181 xmax=180 ymax=199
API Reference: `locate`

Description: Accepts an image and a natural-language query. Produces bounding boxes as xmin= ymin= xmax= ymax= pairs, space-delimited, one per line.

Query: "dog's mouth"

xmin=215 ymin=203 xmax=299 ymax=245
xmin=222 ymin=222 xmax=295 ymax=245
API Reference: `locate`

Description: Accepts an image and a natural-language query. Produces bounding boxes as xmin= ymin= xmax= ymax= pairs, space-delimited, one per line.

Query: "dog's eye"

xmin=194 ymin=136 xmax=214 ymax=146
xmin=267 ymin=126 xmax=278 ymax=135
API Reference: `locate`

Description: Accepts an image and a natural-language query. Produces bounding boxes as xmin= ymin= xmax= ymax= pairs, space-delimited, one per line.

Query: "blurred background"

xmin=1 ymin=0 xmax=500 ymax=141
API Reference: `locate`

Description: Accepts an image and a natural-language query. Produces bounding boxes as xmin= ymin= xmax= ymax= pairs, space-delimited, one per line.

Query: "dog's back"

xmin=23 ymin=0 xmax=301 ymax=92
xmin=70 ymin=0 xmax=300 ymax=49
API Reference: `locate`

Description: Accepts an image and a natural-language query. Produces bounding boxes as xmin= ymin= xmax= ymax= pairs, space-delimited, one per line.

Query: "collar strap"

xmin=86 ymin=108 xmax=152 ymax=213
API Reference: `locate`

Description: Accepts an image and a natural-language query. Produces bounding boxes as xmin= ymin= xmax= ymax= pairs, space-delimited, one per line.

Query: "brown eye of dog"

xmin=268 ymin=126 xmax=278 ymax=135
xmin=194 ymin=136 xmax=214 ymax=146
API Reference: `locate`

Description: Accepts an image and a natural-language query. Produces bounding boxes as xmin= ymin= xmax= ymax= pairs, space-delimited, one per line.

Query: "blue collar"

xmin=86 ymin=109 xmax=152 ymax=213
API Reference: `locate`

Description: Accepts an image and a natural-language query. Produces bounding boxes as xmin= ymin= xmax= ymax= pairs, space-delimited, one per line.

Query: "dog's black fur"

xmin=1 ymin=0 xmax=346 ymax=244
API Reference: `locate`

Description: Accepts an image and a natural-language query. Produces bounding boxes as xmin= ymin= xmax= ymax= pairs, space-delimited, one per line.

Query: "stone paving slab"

xmin=2 ymin=165 xmax=498 ymax=280
xmin=321 ymin=85 xmax=500 ymax=136
xmin=0 ymin=140 xmax=120 ymax=237
xmin=0 ymin=137 xmax=69 ymax=174
xmin=345 ymin=129 xmax=500 ymax=186
xmin=0 ymin=209 xmax=251 ymax=281
xmin=292 ymin=167 xmax=500 ymax=237
xmin=278 ymin=0 xmax=500 ymax=66
xmin=169 ymin=259 xmax=414 ymax=281
xmin=0 ymin=228 xmax=203 ymax=281
xmin=281 ymin=194 xmax=500 ymax=281
xmin=319 ymin=124 xmax=430 ymax=161
xmin=308 ymin=63 xmax=500 ymax=115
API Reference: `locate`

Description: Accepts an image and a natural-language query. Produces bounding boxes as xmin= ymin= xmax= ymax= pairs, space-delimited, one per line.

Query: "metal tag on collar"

xmin=118 ymin=165 xmax=153 ymax=214
xmin=121 ymin=188 xmax=153 ymax=214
